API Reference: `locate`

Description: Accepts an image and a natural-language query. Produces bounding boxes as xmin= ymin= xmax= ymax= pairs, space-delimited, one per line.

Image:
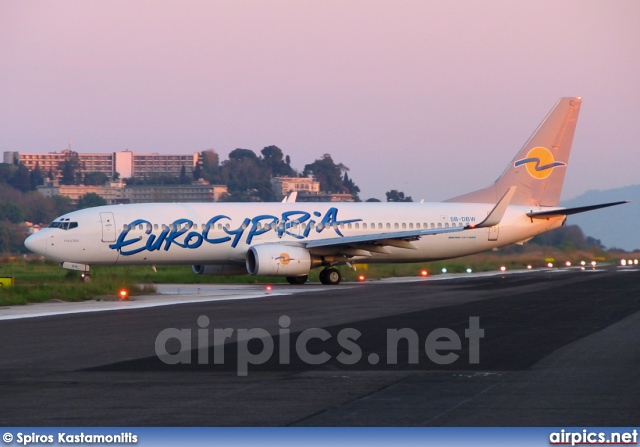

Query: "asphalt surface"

xmin=1 ymin=267 xmax=639 ymax=426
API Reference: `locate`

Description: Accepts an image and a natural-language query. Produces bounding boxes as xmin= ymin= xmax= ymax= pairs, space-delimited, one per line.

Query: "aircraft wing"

xmin=304 ymin=186 xmax=517 ymax=257
xmin=305 ymin=225 xmax=465 ymax=250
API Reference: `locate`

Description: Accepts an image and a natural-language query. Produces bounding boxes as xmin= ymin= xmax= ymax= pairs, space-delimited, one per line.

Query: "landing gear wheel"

xmin=319 ymin=268 xmax=341 ymax=285
xmin=286 ymin=275 xmax=308 ymax=285
xmin=81 ymin=273 xmax=91 ymax=283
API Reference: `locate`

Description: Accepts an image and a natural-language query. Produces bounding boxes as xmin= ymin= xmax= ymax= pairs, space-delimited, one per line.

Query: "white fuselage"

xmin=26 ymin=201 xmax=564 ymax=267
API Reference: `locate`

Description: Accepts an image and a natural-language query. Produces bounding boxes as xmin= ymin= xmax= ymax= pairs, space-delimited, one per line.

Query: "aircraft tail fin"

xmin=446 ymin=97 xmax=582 ymax=207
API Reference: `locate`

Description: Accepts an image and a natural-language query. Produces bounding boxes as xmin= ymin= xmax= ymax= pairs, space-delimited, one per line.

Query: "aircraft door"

xmin=100 ymin=212 xmax=116 ymax=243
xmin=488 ymin=225 xmax=499 ymax=241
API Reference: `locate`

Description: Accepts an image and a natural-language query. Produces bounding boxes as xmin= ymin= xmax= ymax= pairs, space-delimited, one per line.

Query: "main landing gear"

xmin=285 ymin=268 xmax=341 ymax=285
xmin=286 ymin=275 xmax=308 ymax=285
xmin=319 ymin=267 xmax=341 ymax=285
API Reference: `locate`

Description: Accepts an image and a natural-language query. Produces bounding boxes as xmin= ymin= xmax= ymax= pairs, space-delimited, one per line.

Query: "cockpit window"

xmin=48 ymin=221 xmax=78 ymax=230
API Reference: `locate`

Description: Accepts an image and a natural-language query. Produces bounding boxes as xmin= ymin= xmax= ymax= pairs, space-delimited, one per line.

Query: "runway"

xmin=0 ymin=266 xmax=639 ymax=426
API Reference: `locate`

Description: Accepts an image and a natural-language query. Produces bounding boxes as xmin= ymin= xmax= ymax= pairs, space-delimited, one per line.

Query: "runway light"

xmin=547 ymin=263 xmax=554 ymax=268
xmin=591 ymin=261 xmax=597 ymax=267
xmin=266 ymin=285 xmax=272 ymax=292
xmin=441 ymin=268 xmax=447 ymax=273
xmin=466 ymin=268 xmax=472 ymax=273
xmin=358 ymin=274 xmax=366 ymax=282
xmin=565 ymin=261 xmax=571 ymax=267
xmin=500 ymin=266 xmax=506 ymax=272
xmin=621 ymin=259 xmax=627 ymax=266
xmin=635 ymin=259 xmax=638 ymax=265
xmin=628 ymin=259 xmax=633 ymax=266
xmin=119 ymin=289 xmax=129 ymax=300
xmin=420 ymin=269 xmax=428 ymax=277
xmin=580 ymin=261 xmax=586 ymax=266
xmin=527 ymin=265 xmax=532 ymax=269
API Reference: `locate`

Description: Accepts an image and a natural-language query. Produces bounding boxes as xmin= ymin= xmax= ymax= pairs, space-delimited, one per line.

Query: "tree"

xmin=83 ymin=171 xmax=109 ymax=186
xmin=0 ymin=164 xmax=14 ymax=184
xmin=366 ymin=198 xmax=381 ymax=202
xmin=8 ymin=164 xmax=32 ymax=192
xmin=192 ymin=163 xmax=203 ymax=181
xmin=303 ymin=154 xmax=348 ymax=193
xmin=51 ymin=195 xmax=75 ymax=217
xmin=342 ymin=172 xmax=360 ymax=201
xmin=220 ymin=149 xmax=276 ymax=201
xmin=386 ymin=190 xmax=413 ymax=202
xmin=200 ymin=149 xmax=221 ymax=184
xmin=29 ymin=162 xmax=44 ymax=190
xmin=0 ymin=201 xmax=24 ymax=223
xmin=228 ymin=148 xmax=258 ymax=161
xmin=0 ymin=221 xmax=28 ymax=254
xmin=59 ymin=151 xmax=82 ymax=185
xmin=179 ymin=165 xmax=191 ymax=184
xmin=77 ymin=192 xmax=107 ymax=210
xmin=261 ymin=145 xmax=295 ymax=177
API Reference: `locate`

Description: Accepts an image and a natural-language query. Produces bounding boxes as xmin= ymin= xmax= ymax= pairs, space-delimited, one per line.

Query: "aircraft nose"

xmin=24 ymin=231 xmax=47 ymax=256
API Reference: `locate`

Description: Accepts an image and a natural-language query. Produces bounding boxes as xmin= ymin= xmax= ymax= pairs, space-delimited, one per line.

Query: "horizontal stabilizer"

xmin=526 ymin=201 xmax=630 ymax=218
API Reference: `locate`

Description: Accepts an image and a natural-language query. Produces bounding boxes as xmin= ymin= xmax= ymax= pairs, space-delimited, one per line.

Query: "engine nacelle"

xmin=192 ymin=264 xmax=248 ymax=276
xmin=246 ymin=245 xmax=313 ymax=276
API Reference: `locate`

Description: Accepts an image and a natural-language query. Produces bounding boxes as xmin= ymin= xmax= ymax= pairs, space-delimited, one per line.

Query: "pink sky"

xmin=1 ymin=1 xmax=639 ymax=201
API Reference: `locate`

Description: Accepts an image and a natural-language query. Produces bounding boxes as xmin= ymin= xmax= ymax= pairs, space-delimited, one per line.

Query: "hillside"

xmin=562 ymin=185 xmax=640 ymax=251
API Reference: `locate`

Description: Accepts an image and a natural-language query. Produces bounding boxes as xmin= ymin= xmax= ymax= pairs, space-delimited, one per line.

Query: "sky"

xmin=1 ymin=0 xmax=639 ymax=202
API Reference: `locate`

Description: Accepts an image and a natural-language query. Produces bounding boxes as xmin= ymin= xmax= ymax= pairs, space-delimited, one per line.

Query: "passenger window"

xmin=122 ymin=224 xmax=128 ymax=230
xmin=394 ymin=223 xmax=399 ymax=229
xmin=138 ymin=224 xmax=143 ymax=230
xmin=354 ymin=223 xmax=359 ymax=229
xmin=386 ymin=223 xmax=391 ymax=229
xmin=430 ymin=223 xmax=435 ymax=229
xmin=378 ymin=223 xmax=383 ymax=229
xmin=402 ymin=223 xmax=407 ymax=229
xmin=409 ymin=223 xmax=413 ymax=229
xmin=437 ymin=223 xmax=442 ymax=228
xmin=193 ymin=224 xmax=198 ymax=230
xmin=217 ymin=224 xmax=222 ymax=230
xmin=445 ymin=223 xmax=449 ymax=228
xmin=363 ymin=223 xmax=367 ymax=229
xmin=146 ymin=223 xmax=152 ymax=232
xmin=154 ymin=224 xmax=158 ymax=230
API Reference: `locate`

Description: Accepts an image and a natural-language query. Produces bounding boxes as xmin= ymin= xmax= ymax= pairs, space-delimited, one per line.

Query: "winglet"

xmin=281 ymin=191 xmax=298 ymax=203
xmin=470 ymin=186 xmax=517 ymax=228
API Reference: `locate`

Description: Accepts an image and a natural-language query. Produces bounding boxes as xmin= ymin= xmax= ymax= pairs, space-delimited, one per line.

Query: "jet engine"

xmin=246 ymin=245 xmax=317 ymax=276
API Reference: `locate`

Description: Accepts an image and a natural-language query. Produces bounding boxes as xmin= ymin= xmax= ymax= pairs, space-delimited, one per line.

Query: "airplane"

xmin=24 ymin=97 xmax=628 ymax=285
